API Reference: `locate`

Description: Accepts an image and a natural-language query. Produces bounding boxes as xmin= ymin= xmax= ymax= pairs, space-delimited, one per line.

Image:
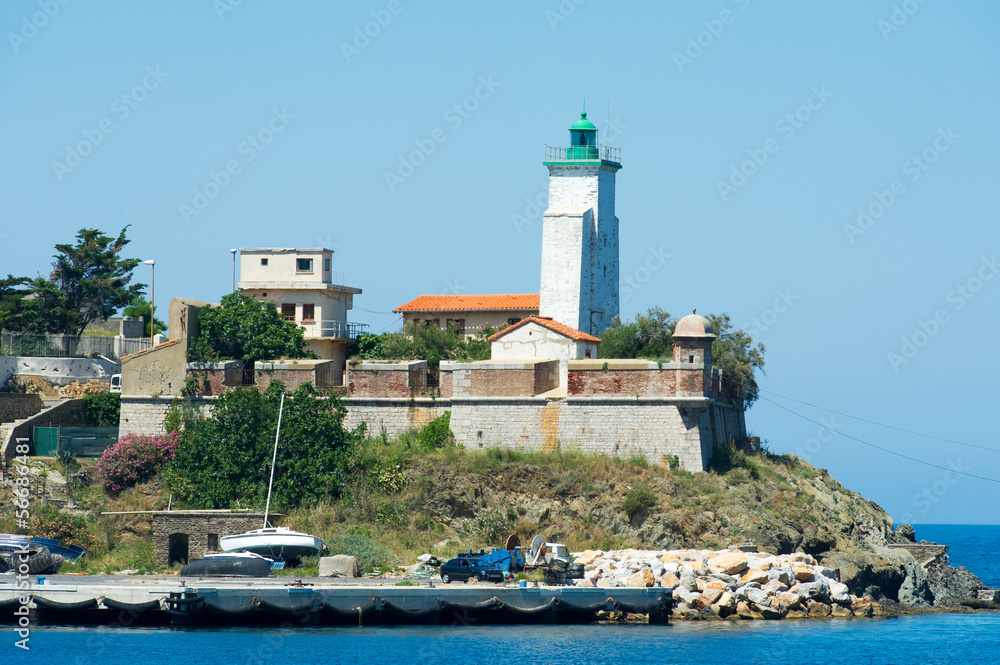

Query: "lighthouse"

xmin=538 ymin=110 xmax=622 ymax=336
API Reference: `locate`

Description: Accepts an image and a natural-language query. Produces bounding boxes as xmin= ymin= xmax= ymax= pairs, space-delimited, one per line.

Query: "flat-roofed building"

xmin=238 ymin=248 xmax=367 ymax=374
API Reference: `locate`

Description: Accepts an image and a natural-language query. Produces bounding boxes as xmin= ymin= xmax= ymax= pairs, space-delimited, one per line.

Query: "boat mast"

xmin=263 ymin=392 xmax=285 ymax=529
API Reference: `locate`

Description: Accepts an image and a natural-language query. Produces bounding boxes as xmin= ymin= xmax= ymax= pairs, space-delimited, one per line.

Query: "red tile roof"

xmin=394 ymin=294 xmax=539 ymax=313
xmin=489 ymin=316 xmax=601 ymax=343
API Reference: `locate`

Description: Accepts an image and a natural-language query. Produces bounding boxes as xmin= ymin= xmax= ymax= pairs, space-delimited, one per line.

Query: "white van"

xmin=110 ymin=374 xmax=122 ymax=393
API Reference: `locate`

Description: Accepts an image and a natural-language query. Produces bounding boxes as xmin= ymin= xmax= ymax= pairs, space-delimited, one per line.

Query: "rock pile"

xmin=572 ymin=548 xmax=884 ymax=620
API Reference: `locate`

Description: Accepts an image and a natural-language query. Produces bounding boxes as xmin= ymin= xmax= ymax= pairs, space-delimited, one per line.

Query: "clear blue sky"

xmin=3 ymin=1 xmax=998 ymax=524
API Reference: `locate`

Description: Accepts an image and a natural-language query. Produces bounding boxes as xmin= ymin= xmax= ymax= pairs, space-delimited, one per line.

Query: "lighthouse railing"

xmin=544 ymin=144 xmax=621 ymax=163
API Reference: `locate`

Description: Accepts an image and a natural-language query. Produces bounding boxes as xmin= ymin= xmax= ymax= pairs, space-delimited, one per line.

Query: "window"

xmin=447 ymin=318 xmax=465 ymax=335
xmin=296 ymin=258 xmax=313 ymax=272
xmin=281 ymin=304 xmax=295 ymax=322
xmin=585 ymin=349 xmax=592 ymax=359
xmin=207 ymin=534 xmax=219 ymax=552
xmin=302 ymin=304 xmax=315 ymax=322
xmin=689 ymin=355 xmax=695 ymax=363
xmin=324 ymin=258 xmax=330 ymax=271
xmin=413 ymin=318 xmax=420 ymax=325
xmin=507 ymin=318 xmax=521 ymax=326
xmin=260 ymin=258 xmax=268 ymax=266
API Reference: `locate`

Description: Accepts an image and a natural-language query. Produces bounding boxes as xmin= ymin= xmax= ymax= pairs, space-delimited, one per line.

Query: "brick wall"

xmin=441 ymin=361 xmax=559 ymax=397
xmin=151 ymin=512 xmax=279 ymax=565
xmin=347 ymin=361 xmax=426 ymax=397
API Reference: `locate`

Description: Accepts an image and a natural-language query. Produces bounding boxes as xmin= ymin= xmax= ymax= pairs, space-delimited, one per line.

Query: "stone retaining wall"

xmin=118 ymin=395 xmax=211 ymax=436
xmin=0 ymin=393 xmax=44 ymax=423
xmin=118 ymin=393 xmax=746 ymax=472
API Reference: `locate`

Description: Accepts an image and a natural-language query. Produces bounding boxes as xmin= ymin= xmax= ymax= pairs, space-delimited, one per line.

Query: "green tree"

xmin=188 ymin=291 xmax=317 ymax=363
xmin=599 ymin=307 xmax=675 ymax=360
xmin=167 ymin=382 xmax=365 ymax=509
xmin=370 ymin=321 xmax=494 ymax=371
xmin=123 ymin=295 xmax=166 ymax=337
xmin=351 ymin=332 xmax=385 ymax=360
xmin=0 ymin=276 xmax=73 ymax=334
xmin=705 ymin=313 xmax=765 ymax=408
xmin=50 ymin=227 xmax=145 ymax=335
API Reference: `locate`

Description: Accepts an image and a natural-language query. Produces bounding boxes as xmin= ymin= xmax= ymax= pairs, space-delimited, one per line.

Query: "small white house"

xmin=489 ymin=316 xmax=600 ymax=389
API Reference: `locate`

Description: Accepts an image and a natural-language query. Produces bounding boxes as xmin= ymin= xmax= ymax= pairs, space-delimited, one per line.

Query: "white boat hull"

xmin=220 ymin=528 xmax=324 ymax=561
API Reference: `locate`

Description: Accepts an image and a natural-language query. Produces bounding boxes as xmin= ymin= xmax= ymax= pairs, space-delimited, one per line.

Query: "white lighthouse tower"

xmin=538 ymin=110 xmax=621 ymax=336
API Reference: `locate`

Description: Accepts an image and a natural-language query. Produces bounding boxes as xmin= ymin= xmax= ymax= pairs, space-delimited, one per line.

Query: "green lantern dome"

xmin=570 ymin=111 xmax=598 ymax=132
xmin=567 ymin=110 xmax=598 ymax=159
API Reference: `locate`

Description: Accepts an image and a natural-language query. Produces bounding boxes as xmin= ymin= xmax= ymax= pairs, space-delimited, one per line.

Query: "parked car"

xmin=439 ymin=557 xmax=504 ymax=584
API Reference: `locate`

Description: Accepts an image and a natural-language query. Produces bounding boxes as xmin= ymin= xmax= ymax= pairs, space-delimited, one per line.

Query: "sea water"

xmin=9 ymin=525 xmax=999 ymax=664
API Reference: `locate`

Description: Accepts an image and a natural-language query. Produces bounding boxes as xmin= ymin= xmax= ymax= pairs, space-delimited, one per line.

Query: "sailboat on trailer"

xmin=219 ymin=393 xmax=325 ymax=561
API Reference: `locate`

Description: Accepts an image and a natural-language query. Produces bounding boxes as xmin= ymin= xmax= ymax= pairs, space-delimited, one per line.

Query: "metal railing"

xmin=544 ymin=144 xmax=621 ymax=163
xmin=303 ymin=320 xmax=369 ymax=339
xmin=1 ymin=331 xmax=153 ymax=359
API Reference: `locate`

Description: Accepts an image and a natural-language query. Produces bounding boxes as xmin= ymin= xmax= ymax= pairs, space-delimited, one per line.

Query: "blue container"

xmin=519 ymin=580 xmax=527 ymax=588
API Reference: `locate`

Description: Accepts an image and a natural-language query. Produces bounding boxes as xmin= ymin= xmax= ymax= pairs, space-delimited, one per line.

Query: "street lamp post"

xmin=230 ymin=248 xmax=237 ymax=292
xmin=144 ymin=260 xmax=155 ymax=338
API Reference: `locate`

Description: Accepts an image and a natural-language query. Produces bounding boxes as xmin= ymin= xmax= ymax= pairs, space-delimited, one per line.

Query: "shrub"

xmin=32 ymin=505 xmax=99 ymax=552
xmin=96 ymin=432 xmax=179 ymax=492
xmin=82 ymin=393 xmax=121 ymax=427
xmin=623 ymin=483 xmax=657 ymax=519
xmin=419 ymin=411 xmax=453 ymax=450
xmin=325 ymin=533 xmax=393 ymax=572
xmin=472 ymin=506 xmax=512 ymax=546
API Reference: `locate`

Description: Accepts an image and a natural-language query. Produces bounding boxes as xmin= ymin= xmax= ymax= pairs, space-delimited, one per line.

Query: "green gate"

xmin=33 ymin=426 xmax=59 ymax=456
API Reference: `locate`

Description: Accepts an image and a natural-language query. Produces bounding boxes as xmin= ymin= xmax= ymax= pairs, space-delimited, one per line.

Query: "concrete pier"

xmin=0 ymin=575 xmax=672 ymax=626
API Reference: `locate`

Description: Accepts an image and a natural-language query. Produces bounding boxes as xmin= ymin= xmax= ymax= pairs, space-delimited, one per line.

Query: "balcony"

xmin=301 ymin=320 xmax=369 ymax=340
xmin=544 ymin=144 xmax=621 ymax=164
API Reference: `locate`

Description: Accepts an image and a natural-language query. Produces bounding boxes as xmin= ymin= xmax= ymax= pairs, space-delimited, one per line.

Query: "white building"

xmin=539 ymin=111 xmax=621 ymax=336
xmin=237 ymin=248 xmax=366 ymax=373
xmin=489 ymin=315 xmax=600 ymax=389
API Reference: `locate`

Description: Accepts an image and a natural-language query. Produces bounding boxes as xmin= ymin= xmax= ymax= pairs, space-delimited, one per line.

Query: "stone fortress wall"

xmin=120 ymin=356 xmax=748 ymax=472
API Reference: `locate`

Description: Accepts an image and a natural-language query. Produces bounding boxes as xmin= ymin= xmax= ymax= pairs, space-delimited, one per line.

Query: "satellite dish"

xmin=505 ymin=534 xmax=521 ymax=551
xmin=529 ymin=535 xmax=545 ymax=563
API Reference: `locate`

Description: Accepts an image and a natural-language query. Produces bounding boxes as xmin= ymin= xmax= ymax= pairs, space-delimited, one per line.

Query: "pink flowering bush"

xmin=96 ymin=432 xmax=180 ymax=492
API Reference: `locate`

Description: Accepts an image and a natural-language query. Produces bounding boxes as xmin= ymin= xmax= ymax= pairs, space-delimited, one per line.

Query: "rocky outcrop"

xmin=403 ymin=453 xmax=988 ymax=610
